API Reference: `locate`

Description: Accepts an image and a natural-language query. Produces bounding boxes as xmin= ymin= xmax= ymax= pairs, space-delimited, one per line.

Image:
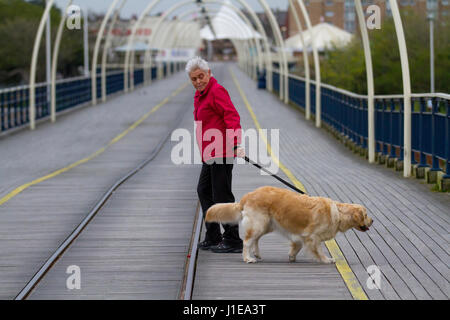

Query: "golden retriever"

xmin=205 ymin=186 xmax=373 ymax=264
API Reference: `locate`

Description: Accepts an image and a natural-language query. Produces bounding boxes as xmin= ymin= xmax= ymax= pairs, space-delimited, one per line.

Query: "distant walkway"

xmin=0 ymin=71 xmax=188 ymax=200
xmin=0 ymin=62 xmax=448 ymax=300
xmin=192 ymin=63 xmax=449 ymax=300
xmin=0 ymin=71 xmax=196 ymax=299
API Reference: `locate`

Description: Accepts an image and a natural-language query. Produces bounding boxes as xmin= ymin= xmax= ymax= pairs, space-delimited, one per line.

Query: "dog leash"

xmin=243 ymin=156 xmax=306 ymax=195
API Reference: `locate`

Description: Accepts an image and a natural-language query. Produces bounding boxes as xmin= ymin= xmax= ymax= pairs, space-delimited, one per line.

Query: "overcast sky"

xmin=52 ymin=0 xmax=289 ymax=18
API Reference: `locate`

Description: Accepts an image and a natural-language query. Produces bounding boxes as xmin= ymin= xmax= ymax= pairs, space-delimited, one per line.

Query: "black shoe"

xmin=198 ymin=239 xmax=221 ymax=251
xmin=211 ymin=241 xmax=243 ymax=253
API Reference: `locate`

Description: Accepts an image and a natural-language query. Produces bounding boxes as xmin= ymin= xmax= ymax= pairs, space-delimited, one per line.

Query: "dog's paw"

xmin=244 ymin=257 xmax=258 ymax=263
xmin=289 ymin=255 xmax=296 ymax=263
xmin=254 ymin=254 xmax=262 ymax=260
xmin=322 ymin=257 xmax=336 ymax=264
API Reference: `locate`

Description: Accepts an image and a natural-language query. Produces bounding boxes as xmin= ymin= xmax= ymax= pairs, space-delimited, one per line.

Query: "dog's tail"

xmin=205 ymin=202 xmax=243 ymax=224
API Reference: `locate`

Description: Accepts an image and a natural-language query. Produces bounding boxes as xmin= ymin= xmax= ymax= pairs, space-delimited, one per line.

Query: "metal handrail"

xmin=0 ymin=70 xmax=125 ymax=95
xmin=287 ymin=73 xmax=450 ymax=101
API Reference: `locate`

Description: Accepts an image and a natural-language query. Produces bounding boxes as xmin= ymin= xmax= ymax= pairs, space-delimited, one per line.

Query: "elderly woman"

xmin=186 ymin=57 xmax=245 ymax=253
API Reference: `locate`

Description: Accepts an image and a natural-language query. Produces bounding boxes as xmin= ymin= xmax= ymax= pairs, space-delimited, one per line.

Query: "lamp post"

xmin=83 ymin=7 xmax=89 ymax=77
xmin=427 ymin=0 xmax=437 ymax=93
xmin=46 ymin=0 xmax=51 ymax=109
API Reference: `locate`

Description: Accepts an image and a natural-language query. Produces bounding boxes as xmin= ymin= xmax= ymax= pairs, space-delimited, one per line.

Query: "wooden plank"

xmin=223 ymin=65 xmax=450 ymax=300
xmin=0 ymin=73 xmax=195 ymax=299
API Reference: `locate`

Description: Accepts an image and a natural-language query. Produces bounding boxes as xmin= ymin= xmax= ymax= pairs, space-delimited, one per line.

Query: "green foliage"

xmin=320 ymin=9 xmax=449 ymax=95
xmin=0 ymin=0 xmax=84 ymax=87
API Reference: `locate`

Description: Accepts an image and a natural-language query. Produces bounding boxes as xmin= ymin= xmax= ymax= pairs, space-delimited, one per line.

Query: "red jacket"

xmin=193 ymin=77 xmax=242 ymax=163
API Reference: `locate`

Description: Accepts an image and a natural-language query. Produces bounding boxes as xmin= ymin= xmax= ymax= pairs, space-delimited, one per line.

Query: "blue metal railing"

xmin=285 ymin=73 xmax=450 ymax=174
xmin=0 ymin=64 xmax=179 ymax=134
xmin=272 ymin=71 xmax=280 ymax=94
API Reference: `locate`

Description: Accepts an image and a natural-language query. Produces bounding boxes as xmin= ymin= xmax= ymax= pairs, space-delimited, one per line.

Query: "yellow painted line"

xmin=0 ymin=82 xmax=189 ymax=207
xmin=230 ymin=69 xmax=368 ymax=300
xmin=230 ymin=71 xmax=306 ymax=194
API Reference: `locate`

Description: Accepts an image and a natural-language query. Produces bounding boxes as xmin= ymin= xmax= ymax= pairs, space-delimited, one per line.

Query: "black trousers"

xmin=197 ymin=159 xmax=242 ymax=245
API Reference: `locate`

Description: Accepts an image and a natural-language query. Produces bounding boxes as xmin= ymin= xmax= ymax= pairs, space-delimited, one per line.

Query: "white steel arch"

xmin=355 ymin=0 xmax=375 ymax=164
xmin=91 ymin=0 xmax=121 ymax=106
xmin=30 ymin=0 xmax=413 ymax=175
xmin=231 ymin=0 xmax=274 ymax=91
xmin=257 ymin=0 xmax=289 ymax=103
xmin=205 ymin=0 xmax=271 ymax=82
xmin=296 ymin=0 xmax=321 ymax=127
xmin=172 ymin=5 xmax=262 ymax=74
xmin=29 ymin=0 xmax=55 ymax=130
xmin=51 ymin=0 xmax=73 ymax=123
xmin=123 ymin=0 xmax=161 ymax=92
xmin=162 ymin=4 xmax=264 ymax=78
xmin=101 ymin=0 xmax=127 ymax=102
xmin=389 ymin=0 xmax=412 ymax=178
xmin=130 ymin=0 xmax=193 ymax=90
xmin=124 ymin=0 xmax=287 ymax=96
xmin=143 ymin=4 xmax=256 ymax=86
xmin=213 ymin=14 xmax=255 ymax=70
xmin=30 ymin=0 xmax=294 ymax=130
xmin=287 ymin=0 xmax=310 ymax=119
xmin=159 ymin=20 xmax=198 ymax=76
xmin=139 ymin=0 xmax=263 ymax=89
xmin=203 ymin=2 xmax=264 ymax=78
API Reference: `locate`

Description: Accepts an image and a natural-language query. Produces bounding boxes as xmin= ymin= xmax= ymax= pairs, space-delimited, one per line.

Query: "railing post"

xmin=352 ymin=98 xmax=357 ymax=144
xmin=345 ymin=95 xmax=350 ymax=138
xmin=424 ymin=97 xmax=442 ymax=184
xmin=14 ymin=90 xmax=20 ymax=127
xmin=388 ymin=99 xmax=396 ymax=167
xmin=418 ymin=98 xmax=428 ymax=167
xmin=24 ymin=88 xmax=29 ymax=123
xmin=355 ymin=98 xmax=359 ymax=144
xmin=7 ymin=92 xmax=12 ymax=130
xmin=445 ymin=100 xmax=450 ymax=177
xmin=382 ymin=100 xmax=388 ymax=157
xmin=410 ymin=98 xmax=417 ymax=166
xmin=375 ymin=100 xmax=381 ymax=155
xmin=399 ymin=99 xmax=404 ymax=161
xmin=362 ymin=98 xmax=368 ymax=151
xmin=0 ymin=92 xmax=4 ymax=132
xmin=430 ymin=98 xmax=440 ymax=171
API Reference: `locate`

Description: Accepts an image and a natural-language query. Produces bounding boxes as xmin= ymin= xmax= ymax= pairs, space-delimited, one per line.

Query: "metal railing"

xmin=271 ymin=71 xmax=450 ymax=176
xmin=0 ymin=65 xmax=165 ymax=134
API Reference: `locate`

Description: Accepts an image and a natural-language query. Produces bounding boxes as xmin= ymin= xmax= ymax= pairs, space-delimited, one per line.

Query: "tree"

xmin=0 ymin=0 xmax=85 ymax=87
xmin=319 ymin=9 xmax=449 ymax=95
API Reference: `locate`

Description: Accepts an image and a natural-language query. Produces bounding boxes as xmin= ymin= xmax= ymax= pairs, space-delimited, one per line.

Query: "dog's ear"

xmin=337 ymin=203 xmax=364 ymax=225
xmin=351 ymin=205 xmax=366 ymax=226
xmin=336 ymin=203 xmax=354 ymax=215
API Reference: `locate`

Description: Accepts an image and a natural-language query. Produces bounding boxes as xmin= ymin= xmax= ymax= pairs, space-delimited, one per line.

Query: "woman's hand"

xmin=235 ymin=147 xmax=245 ymax=158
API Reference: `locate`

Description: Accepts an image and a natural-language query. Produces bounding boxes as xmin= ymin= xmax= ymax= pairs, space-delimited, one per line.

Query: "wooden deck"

xmin=0 ymin=63 xmax=448 ymax=300
xmin=193 ymin=64 xmax=449 ymax=300
xmin=0 ymin=72 xmax=199 ymax=299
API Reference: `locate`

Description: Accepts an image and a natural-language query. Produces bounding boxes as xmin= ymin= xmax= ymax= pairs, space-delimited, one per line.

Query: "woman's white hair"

xmin=185 ymin=56 xmax=210 ymax=74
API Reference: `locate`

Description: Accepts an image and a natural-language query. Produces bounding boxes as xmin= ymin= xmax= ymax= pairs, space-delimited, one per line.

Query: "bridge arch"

xmin=140 ymin=2 xmax=265 ymax=87
xmin=29 ymin=0 xmax=412 ymax=176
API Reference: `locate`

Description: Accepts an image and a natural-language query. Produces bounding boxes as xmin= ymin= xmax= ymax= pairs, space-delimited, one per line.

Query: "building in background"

xmin=287 ymin=0 xmax=450 ymax=35
xmin=241 ymin=8 xmax=289 ymax=43
xmin=89 ymin=15 xmax=202 ymax=67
